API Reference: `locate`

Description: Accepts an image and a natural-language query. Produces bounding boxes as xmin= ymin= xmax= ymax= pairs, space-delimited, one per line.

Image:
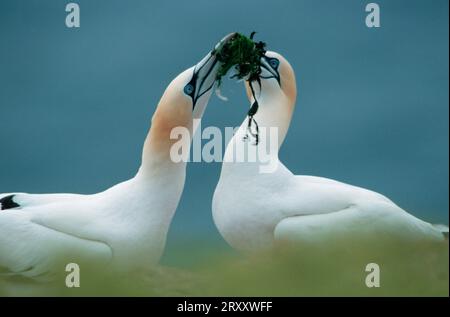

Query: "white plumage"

xmin=0 ymin=34 xmax=236 ymax=285
xmin=213 ymin=51 xmax=448 ymax=254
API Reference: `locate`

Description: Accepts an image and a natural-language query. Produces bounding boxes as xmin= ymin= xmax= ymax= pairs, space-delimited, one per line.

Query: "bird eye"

xmin=184 ymin=84 xmax=194 ymax=95
xmin=269 ymin=58 xmax=279 ymax=69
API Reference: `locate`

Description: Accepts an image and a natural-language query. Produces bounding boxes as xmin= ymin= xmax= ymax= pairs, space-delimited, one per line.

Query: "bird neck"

xmin=224 ymin=93 xmax=294 ymax=165
xmin=254 ymin=93 xmax=294 ymax=147
xmin=138 ymin=98 xmax=193 ymax=177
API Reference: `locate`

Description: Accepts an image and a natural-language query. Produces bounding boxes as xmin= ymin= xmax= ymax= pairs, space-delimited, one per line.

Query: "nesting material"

xmin=214 ymin=32 xmax=267 ymax=145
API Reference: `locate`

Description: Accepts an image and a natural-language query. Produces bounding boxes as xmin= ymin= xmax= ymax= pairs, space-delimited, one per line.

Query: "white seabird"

xmin=0 ymin=34 xmax=236 ymax=284
xmin=213 ymin=51 xmax=448 ymax=254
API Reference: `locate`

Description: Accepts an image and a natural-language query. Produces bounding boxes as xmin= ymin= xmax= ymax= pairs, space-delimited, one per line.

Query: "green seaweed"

xmin=213 ymin=32 xmax=266 ymax=145
xmin=215 ymin=32 xmax=266 ymax=86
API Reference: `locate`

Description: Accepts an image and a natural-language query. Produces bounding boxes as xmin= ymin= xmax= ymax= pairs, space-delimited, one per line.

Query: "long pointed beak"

xmin=185 ymin=33 xmax=237 ymax=113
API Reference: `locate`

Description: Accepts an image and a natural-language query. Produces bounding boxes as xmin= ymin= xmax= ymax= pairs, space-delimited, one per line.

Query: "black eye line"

xmin=184 ymin=57 xmax=218 ymax=110
xmin=184 ymin=83 xmax=194 ymax=94
xmin=184 ymin=72 xmax=197 ymax=109
xmin=196 ymin=81 xmax=215 ymax=101
xmin=194 ymin=58 xmax=218 ymax=104
xmin=264 ymin=57 xmax=279 ymax=69
xmin=261 ymin=57 xmax=281 ymax=85
xmin=196 ymin=53 xmax=214 ymax=74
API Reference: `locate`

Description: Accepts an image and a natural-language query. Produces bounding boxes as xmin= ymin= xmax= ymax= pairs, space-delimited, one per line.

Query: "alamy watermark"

xmin=365 ymin=3 xmax=381 ymax=28
xmin=64 ymin=2 xmax=379 ymax=30
xmin=365 ymin=263 xmax=381 ymax=288
xmin=65 ymin=262 xmax=80 ymax=288
xmin=169 ymin=120 xmax=279 ymax=174
xmin=65 ymin=3 xmax=80 ymax=28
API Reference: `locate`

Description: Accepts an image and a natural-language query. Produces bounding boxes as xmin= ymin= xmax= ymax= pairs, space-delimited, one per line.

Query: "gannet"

xmin=0 ymin=34 xmax=236 ymax=283
xmin=212 ymin=51 xmax=448 ymax=254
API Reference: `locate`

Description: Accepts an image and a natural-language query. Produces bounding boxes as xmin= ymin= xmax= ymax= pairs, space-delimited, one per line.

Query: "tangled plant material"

xmin=214 ymin=32 xmax=267 ymax=145
xmin=215 ymin=32 xmax=266 ymax=86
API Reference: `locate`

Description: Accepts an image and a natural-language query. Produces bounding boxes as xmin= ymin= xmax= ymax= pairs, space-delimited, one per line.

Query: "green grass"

xmin=1 ymin=238 xmax=448 ymax=297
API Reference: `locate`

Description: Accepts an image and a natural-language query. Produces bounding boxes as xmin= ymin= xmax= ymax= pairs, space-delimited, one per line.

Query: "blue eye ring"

xmin=184 ymin=84 xmax=194 ymax=95
xmin=269 ymin=58 xmax=279 ymax=69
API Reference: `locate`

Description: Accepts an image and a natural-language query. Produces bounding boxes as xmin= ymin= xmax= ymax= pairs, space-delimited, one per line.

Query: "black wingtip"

xmin=0 ymin=195 xmax=20 ymax=210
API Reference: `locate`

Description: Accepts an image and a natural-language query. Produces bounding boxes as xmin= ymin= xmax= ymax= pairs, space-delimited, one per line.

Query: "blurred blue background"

xmin=0 ymin=0 xmax=448 ymax=265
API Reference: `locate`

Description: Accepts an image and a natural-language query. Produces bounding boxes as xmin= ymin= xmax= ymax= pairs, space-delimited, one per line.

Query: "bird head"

xmin=246 ymin=51 xmax=297 ymax=110
xmin=145 ymin=34 xmax=237 ymax=163
xmin=157 ymin=33 xmax=237 ymax=121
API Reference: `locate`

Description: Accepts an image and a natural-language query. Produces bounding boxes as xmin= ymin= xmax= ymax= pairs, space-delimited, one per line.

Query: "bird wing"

xmin=0 ymin=193 xmax=84 ymax=211
xmin=275 ymin=175 xmax=397 ymax=220
xmin=0 ymin=209 xmax=112 ymax=281
xmin=274 ymin=202 xmax=446 ymax=248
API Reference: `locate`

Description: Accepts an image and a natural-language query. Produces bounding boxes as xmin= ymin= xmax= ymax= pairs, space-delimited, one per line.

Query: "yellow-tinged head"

xmin=245 ymin=51 xmax=297 ymax=111
xmin=143 ymin=33 xmax=238 ymax=166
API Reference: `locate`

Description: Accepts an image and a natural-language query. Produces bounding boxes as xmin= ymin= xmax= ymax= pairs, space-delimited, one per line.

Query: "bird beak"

xmin=185 ymin=33 xmax=237 ymax=116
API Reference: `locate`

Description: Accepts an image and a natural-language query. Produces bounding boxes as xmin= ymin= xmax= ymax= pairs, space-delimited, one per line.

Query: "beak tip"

xmin=213 ymin=32 xmax=238 ymax=54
